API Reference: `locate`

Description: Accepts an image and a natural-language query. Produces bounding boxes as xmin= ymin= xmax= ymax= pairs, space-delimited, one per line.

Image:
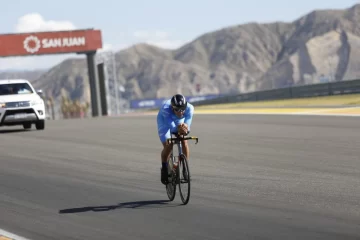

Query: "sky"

xmin=0 ymin=0 xmax=359 ymax=71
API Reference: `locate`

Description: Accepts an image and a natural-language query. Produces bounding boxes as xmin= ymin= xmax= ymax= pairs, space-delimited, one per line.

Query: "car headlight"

xmin=31 ymin=99 xmax=43 ymax=106
xmin=0 ymin=102 xmax=5 ymax=108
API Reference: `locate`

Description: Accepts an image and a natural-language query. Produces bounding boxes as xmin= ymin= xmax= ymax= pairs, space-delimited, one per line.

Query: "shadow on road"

xmin=58 ymin=199 xmax=178 ymax=214
xmin=0 ymin=128 xmax=29 ymax=134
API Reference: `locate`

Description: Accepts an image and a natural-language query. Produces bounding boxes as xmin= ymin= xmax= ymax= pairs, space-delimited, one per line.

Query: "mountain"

xmin=31 ymin=3 xmax=360 ymax=110
xmin=0 ymin=69 xmax=46 ymax=82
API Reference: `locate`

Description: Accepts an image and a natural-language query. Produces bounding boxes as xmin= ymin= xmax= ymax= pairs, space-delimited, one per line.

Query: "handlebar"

xmin=167 ymin=133 xmax=199 ymax=145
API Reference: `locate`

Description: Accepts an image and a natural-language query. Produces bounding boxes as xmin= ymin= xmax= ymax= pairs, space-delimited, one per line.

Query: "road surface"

xmin=0 ymin=114 xmax=360 ymax=240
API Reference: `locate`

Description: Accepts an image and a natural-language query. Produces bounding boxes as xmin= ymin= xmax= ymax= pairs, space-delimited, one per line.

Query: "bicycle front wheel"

xmin=178 ymin=153 xmax=191 ymax=205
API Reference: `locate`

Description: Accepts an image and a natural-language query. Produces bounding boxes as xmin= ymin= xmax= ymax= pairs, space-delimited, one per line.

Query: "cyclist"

xmin=156 ymin=93 xmax=194 ymax=185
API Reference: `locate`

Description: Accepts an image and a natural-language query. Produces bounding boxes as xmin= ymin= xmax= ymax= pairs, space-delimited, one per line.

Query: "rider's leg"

xmin=161 ymin=141 xmax=173 ymax=164
xmin=160 ymin=127 xmax=172 ymax=164
xmin=159 ymin=128 xmax=172 ymax=184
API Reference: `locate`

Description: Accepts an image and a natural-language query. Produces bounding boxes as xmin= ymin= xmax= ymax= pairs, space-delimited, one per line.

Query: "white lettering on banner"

xmin=138 ymin=100 xmax=155 ymax=107
xmin=42 ymin=37 xmax=86 ymax=48
xmin=188 ymin=96 xmax=206 ymax=102
xmin=23 ymin=35 xmax=86 ymax=53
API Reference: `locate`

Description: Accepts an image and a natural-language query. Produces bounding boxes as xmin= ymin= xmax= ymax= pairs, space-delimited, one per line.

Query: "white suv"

xmin=0 ymin=79 xmax=46 ymax=130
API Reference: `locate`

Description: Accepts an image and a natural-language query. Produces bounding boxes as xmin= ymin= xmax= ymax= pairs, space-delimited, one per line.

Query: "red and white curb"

xmin=0 ymin=228 xmax=31 ymax=240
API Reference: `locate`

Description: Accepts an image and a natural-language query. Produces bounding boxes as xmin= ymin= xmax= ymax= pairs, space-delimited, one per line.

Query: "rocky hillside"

xmin=0 ymin=70 xmax=46 ymax=82
xmin=29 ymin=3 xmax=360 ymax=108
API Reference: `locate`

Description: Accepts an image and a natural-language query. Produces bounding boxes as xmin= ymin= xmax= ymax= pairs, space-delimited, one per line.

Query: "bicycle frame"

xmin=167 ymin=133 xmax=199 ymax=164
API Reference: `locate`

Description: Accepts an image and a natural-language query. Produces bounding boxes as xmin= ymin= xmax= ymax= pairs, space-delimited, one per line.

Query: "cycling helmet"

xmin=171 ymin=94 xmax=187 ymax=111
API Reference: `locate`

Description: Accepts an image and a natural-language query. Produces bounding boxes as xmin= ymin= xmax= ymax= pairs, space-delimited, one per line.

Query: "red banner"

xmin=0 ymin=29 xmax=102 ymax=57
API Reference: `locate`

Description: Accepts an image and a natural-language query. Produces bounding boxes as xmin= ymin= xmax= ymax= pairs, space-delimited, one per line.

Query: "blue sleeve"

xmin=184 ymin=104 xmax=194 ymax=131
xmin=161 ymin=107 xmax=178 ymax=133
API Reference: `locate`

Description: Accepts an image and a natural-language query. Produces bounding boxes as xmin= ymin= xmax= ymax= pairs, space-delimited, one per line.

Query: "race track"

xmin=0 ymin=114 xmax=360 ymax=240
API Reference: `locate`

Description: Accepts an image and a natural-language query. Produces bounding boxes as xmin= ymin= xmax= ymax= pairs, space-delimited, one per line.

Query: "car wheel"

xmin=35 ymin=120 xmax=45 ymax=130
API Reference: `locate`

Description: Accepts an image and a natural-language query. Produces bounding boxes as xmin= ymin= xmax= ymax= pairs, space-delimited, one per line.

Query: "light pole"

xmin=96 ymin=50 xmax=120 ymax=115
xmin=112 ymin=52 xmax=119 ymax=115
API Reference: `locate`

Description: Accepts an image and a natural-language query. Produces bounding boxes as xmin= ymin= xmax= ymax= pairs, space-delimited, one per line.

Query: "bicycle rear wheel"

xmin=166 ymin=154 xmax=176 ymax=201
xmin=178 ymin=153 xmax=191 ymax=205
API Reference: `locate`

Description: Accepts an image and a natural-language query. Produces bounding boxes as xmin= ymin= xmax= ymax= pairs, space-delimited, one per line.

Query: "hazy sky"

xmin=0 ymin=0 xmax=358 ymax=70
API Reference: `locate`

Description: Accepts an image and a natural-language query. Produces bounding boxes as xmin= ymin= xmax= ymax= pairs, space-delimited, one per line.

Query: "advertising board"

xmin=0 ymin=29 xmax=102 ymax=57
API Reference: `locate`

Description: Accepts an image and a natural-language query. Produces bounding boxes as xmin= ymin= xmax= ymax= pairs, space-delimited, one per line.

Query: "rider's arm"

xmin=162 ymin=108 xmax=178 ymax=133
xmin=183 ymin=104 xmax=194 ymax=131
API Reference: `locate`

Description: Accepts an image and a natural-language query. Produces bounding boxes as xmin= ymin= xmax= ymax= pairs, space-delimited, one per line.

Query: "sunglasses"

xmin=173 ymin=107 xmax=185 ymax=112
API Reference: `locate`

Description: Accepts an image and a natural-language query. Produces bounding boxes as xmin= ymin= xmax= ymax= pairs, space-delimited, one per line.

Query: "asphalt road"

xmin=0 ymin=114 xmax=360 ymax=240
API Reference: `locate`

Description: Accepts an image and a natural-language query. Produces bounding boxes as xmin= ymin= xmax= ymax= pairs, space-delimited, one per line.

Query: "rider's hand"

xmin=178 ymin=123 xmax=188 ymax=135
xmin=177 ymin=124 xmax=182 ymax=134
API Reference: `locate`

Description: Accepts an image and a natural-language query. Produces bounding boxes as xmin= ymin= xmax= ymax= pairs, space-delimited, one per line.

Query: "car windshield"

xmin=0 ymin=83 xmax=34 ymax=95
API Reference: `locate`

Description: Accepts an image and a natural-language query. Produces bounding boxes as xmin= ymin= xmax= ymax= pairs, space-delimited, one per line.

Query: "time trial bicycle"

xmin=165 ymin=132 xmax=199 ymax=205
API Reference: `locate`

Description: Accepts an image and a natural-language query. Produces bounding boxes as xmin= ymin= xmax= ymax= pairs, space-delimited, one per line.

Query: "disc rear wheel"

xmin=166 ymin=155 xmax=176 ymax=201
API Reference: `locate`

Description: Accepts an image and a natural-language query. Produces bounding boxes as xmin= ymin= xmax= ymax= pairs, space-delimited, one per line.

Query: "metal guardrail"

xmin=191 ymin=79 xmax=360 ymax=106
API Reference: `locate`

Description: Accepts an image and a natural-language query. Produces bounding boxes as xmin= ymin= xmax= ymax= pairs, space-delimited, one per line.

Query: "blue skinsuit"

xmin=157 ymin=99 xmax=194 ymax=143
